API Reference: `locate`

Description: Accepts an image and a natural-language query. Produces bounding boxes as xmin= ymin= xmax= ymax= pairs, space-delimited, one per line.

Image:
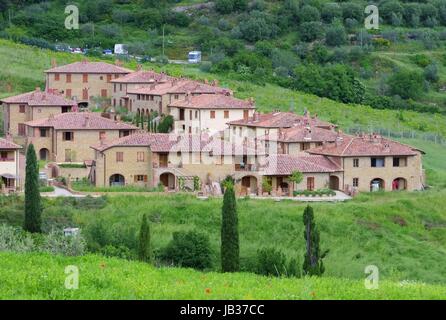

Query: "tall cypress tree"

xmin=302 ymin=205 xmax=328 ymax=276
xmin=221 ymin=183 xmax=239 ymax=272
xmin=138 ymin=214 xmax=153 ymax=263
xmin=24 ymin=143 xmax=42 ymax=233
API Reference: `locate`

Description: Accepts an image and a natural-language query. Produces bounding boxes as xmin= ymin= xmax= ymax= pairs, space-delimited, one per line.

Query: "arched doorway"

xmin=370 ymin=178 xmax=385 ymax=192
xmin=109 ymin=174 xmax=125 ymax=186
xmin=392 ymin=178 xmax=407 ymax=191
xmin=39 ymin=148 xmax=49 ymax=161
xmin=241 ymin=175 xmax=258 ymax=195
xmin=160 ymin=172 xmax=176 ymax=190
xmin=329 ymin=176 xmax=340 ymax=190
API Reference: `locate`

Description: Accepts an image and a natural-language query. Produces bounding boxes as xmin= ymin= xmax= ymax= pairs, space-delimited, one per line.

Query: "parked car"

xmin=103 ymin=49 xmax=113 ymax=55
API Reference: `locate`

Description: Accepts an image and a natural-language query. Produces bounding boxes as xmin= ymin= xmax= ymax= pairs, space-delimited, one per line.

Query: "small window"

xmin=62 ymin=106 xmax=71 ymax=113
xmin=66 ymin=74 xmax=71 ymax=83
xmin=371 ymin=157 xmax=385 ymax=168
xmin=174 ymin=94 xmax=179 ymax=100
xmin=54 ymin=74 xmax=60 ymax=81
xmin=83 ymin=74 xmax=88 ymax=83
xmin=393 ymin=157 xmax=400 ymax=167
xmin=101 ymin=89 xmax=107 ymax=97
xmin=136 ymin=175 xmax=146 ymax=182
xmin=107 ymin=74 xmax=112 ymax=82
xmin=195 ymin=111 xmax=198 ymax=119
xmin=353 ymin=178 xmax=359 ymax=187
xmin=114 ymin=84 xmax=117 ymax=93
xmin=0 ymin=151 xmax=8 ymax=159
xmin=18 ymin=124 xmax=26 ymax=136
xmin=353 ymin=159 xmax=359 ymax=168
xmin=100 ymin=76 xmax=104 ymax=81
xmin=40 ymin=128 xmax=48 ymax=137
xmin=224 ymin=110 xmax=229 ymax=119
xmin=210 ymin=111 xmax=216 ymax=119
xmin=116 ymin=152 xmax=124 ymax=162
xmin=120 ymin=84 xmax=123 ymax=91
xmin=99 ymin=131 xmax=106 ymax=140
xmin=66 ymin=89 xmax=72 ymax=98
xmin=19 ymin=105 xmax=26 ymax=113
xmin=190 ymin=110 xmax=192 ymax=120
xmin=62 ymin=131 xmax=74 ymax=141
xmin=137 ymin=152 xmax=145 ymax=162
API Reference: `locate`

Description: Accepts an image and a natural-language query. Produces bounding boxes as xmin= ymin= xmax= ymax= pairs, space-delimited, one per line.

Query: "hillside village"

xmin=0 ymin=60 xmax=425 ymax=197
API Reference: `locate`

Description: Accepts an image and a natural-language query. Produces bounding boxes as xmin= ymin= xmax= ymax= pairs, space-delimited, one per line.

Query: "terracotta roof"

xmin=260 ymin=125 xmax=338 ymax=143
xmin=0 ymin=138 xmax=22 ymax=150
xmin=1 ymin=89 xmax=74 ymax=106
xmin=24 ymin=112 xmax=138 ymax=130
xmin=263 ymin=154 xmax=342 ymax=175
xmin=168 ymin=93 xmax=255 ymax=110
xmin=127 ymin=79 xmax=232 ymax=96
xmin=92 ymin=132 xmax=263 ymax=155
xmin=110 ymin=70 xmax=172 ymax=84
xmin=228 ymin=112 xmax=335 ymax=129
xmin=45 ymin=61 xmax=132 ymax=74
xmin=307 ymin=134 xmax=422 ymax=157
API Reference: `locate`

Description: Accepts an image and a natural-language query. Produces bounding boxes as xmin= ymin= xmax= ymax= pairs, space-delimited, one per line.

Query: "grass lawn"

xmin=1 ymin=252 xmax=445 ymax=300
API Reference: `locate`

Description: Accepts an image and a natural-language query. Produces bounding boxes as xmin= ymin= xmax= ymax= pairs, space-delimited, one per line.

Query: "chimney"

xmin=204 ymin=78 xmax=209 ymax=85
xmin=185 ymin=91 xmax=191 ymax=102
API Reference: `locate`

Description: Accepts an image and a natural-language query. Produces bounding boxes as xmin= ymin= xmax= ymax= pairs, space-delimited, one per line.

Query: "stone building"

xmin=0 ymin=137 xmax=22 ymax=193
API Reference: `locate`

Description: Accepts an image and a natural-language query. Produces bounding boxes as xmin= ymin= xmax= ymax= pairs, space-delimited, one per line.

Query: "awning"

xmin=0 ymin=173 xmax=16 ymax=179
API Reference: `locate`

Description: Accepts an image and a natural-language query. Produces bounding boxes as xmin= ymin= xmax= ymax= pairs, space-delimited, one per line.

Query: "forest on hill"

xmin=1 ymin=0 xmax=446 ymax=114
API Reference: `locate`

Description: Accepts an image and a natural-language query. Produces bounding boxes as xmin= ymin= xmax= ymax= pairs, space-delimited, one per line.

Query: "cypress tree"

xmin=302 ymin=205 xmax=328 ymax=276
xmin=24 ymin=144 xmax=42 ymax=233
xmin=221 ymin=183 xmax=239 ymax=272
xmin=138 ymin=214 xmax=153 ymax=263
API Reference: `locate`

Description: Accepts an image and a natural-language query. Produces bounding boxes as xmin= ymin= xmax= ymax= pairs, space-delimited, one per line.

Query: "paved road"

xmin=41 ymin=186 xmax=90 ymax=198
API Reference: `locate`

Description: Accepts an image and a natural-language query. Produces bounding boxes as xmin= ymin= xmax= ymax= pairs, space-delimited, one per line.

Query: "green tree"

xmin=221 ymin=182 xmax=239 ymax=272
xmin=387 ymin=70 xmax=424 ymax=100
xmin=289 ymin=170 xmax=303 ymax=194
xmin=138 ymin=214 xmax=152 ymax=263
xmin=303 ymin=205 xmax=328 ymax=276
xmin=325 ymin=24 xmax=347 ymax=47
xmin=24 ymin=144 xmax=42 ymax=233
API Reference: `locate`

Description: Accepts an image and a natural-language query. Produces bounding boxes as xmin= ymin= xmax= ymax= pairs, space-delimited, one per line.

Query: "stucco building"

xmin=45 ymin=61 xmax=132 ymax=107
xmin=24 ymin=112 xmax=138 ymax=163
xmin=0 ymin=137 xmax=22 ymax=193
xmin=1 ymin=88 xmax=74 ymax=137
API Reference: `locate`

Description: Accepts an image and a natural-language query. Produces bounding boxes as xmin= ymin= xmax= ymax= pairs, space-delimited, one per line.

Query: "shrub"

xmin=387 ymin=70 xmax=425 ymax=100
xmin=256 ymin=247 xmax=287 ymax=276
xmin=160 ymin=230 xmax=213 ymax=270
xmin=100 ymin=245 xmax=134 ymax=260
xmin=0 ymin=224 xmax=34 ymax=253
xmin=42 ymin=230 xmax=86 ymax=256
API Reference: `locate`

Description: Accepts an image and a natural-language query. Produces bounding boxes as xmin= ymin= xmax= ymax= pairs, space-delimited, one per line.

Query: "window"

xmin=40 ymin=128 xmax=48 ymax=137
xmin=100 ymin=76 xmax=104 ymax=80
xmin=18 ymin=124 xmax=26 ymax=136
xmin=99 ymin=131 xmax=106 ymax=140
xmin=393 ymin=157 xmax=400 ymax=167
xmin=353 ymin=178 xmax=359 ymax=187
xmin=66 ymin=74 xmax=71 ymax=83
xmin=66 ymin=89 xmax=72 ymax=98
xmin=307 ymin=177 xmax=315 ymax=191
xmin=19 ymin=105 xmax=26 ymax=113
xmin=120 ymin=84 xmax=123 ymax=91
xmin=116 ymin=152 xmax=123 ymax=162
xmin=353 ymin=159 xmax=359 ymax=168
xmin=113 ymin=99 xmax=116 ymax=107
xmin=300 ymin=143 xmax=310 ymax=151
xmin=224 ymin=110 xmax=229 ymax=119
xmin=137 ymin=152 xmax=145 ymax=162
xmin=210 ymin=111 xmax=216 ymax=119
xmin=195 ymin=111 xmax=198 ymax=119
xmin=243 ymin=110 xmax=249 ymax=120
xmin=55 ymin=74 xmax=60 ymax=81
xmin=135 ymin=175 xmax=147 ymax=182
xmin=61 ymin=106 xmax=71 ymax=113
xmin=62 ymin=131 xmax=74 ymax=141
xmin=393 ymin=157 xmax=407 ymax=167
xmin=371 ymin=157 xmax=385 ymax=168
xmin=0 ymin=151 xmax=8 ymax=160
xmin=174 ymin=94 xmax=179 ymax=100
xmin=107 ymin=74 xmax=112 ymax=82
xmin=190 ymin=110 xmax=192 ymax=120
xmin=150 ymin=96 xmax=154 ymax=101
xmin=83 ymin=74 xmax=88 ymax=83
xmin=101 ymin=89 xmax=107 ymax=97
xmin=114 ymin=84 xmax=117 ymax=93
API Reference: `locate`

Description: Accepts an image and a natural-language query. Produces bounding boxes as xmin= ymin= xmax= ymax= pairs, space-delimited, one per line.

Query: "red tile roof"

xmin=307 ymin=134 xmax=422 ymax=157
xmin=91 ymin=132 xmax=263 ymax=155
xmin=110 ymin=70 xmax=172 ymax=84
xmin=228 ymin=112 xmax=335 ymax=129
xmin=0 ymin=138 xmax=22 ymax=150
xmin=45 ymin=61 xmax=132 ymax=74
xmin=1 ymin=89 xmax=74 ymax=106
xmin=260 ymin=125 xmax=338 ymax=143
xmin=263 ymin=154 xmax=342 ymax=175
xmin=127 ymin=79 xmax=232 ymax=96
xmin=168 ymin=93 xmax=255 ymax=110
xmin=24 ymin=112 xmax=138 ymax=130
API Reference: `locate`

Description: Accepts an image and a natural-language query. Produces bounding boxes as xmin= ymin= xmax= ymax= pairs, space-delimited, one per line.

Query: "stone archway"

xmin=109 ymin=174 xmax=125 ymax=186
xmin=39 ymin=148 xmax=49 ymax=161
xmin=240 ymin=175 xmax=258 ymax=195
xmin=329 ymin=176 xmax=340 ymax=190
xmin=392 ymin=177 xmax=407 ymax=191
xmin=160 ymin=172 xmax=176 ymax=190
xmin=370 ymin=178 xmax=385 ymax=192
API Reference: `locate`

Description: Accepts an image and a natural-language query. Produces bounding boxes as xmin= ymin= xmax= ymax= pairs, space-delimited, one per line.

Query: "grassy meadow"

xmin=1 ymin=252 xmax=445 ymax=300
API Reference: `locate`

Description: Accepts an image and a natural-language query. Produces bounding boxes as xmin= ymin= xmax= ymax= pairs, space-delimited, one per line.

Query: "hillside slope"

xmin=1 ymin=252 xmax=445 ymax=299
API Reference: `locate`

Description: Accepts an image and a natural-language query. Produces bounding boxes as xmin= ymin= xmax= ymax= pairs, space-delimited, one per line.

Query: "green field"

xmin=1 ymin=252 xmax=445 ymax=299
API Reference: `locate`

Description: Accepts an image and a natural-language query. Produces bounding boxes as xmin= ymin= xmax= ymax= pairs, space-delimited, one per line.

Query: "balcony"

xmin=235 ymin=163 xmax=257 ymax=172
